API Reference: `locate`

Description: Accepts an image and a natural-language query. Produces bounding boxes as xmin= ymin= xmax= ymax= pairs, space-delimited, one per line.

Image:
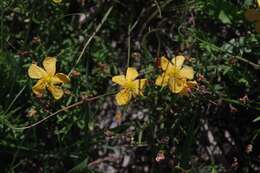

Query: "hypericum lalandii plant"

xmin=112 ymin=67 xmax=147 ymax=105
xmin=155 ymin=55 xmax=196 ymax=94
xmin=28 ymin=57 xmax=70 ymax=100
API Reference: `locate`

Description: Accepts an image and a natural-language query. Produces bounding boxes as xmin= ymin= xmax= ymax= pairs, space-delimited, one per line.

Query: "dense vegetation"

xmin=0 ymin=0 xmax=260 ymax=172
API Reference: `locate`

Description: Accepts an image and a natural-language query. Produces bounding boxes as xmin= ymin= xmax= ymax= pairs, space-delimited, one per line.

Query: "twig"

xmin=126 ymin=9 xmax=145 ymax=67
xmin=12 ymin=92 xmax=116 ymax=130
xmin=141 ymin=28 xmax=163 ymax=50
xmin=53 ymin=12 xmax=85 ymax=24
xmin=138 ymin=0 xmax=174 ymax=38
xmin=4 ymin=86 xmax=26 ymax=114
xmin=154 ymin=0 xmax=162 ymax=18
xmin=127 ymin=24 xmax=131 ymax=68
xmin=88 ymin=156 xmax=119 ymax=167
xmin=175 ymin=165 xmax=190 ymax=173
xmin=68 ymin=6 xmax=113 ymax=76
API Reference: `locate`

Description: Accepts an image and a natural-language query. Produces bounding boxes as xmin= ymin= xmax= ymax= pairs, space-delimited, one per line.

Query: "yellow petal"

xmin=258 ymin=0 xmax=260 ymax=7
xmin=155 ymin=73 xmax=169 ymax=87
xmin=32 ymin=79 xmax=46 ymax=95
xmin=179 ymin=89 xmax=189 ymax=96
xmin=52 ymin=73 xmax=70 ymax=84
xmin=126 ymin=67 xmax=139 ymax=81
xmin=178 ymin=66 xmax=194 ymax=79
xmin=47 ymin=85 xmax=64 ymax=100
xmin=245 ymin=9 xmax=260 ymax=21
xmin=115 ymin=89 xmax=132 ymax=105
xmin=179 ymin=81 xmax=197 ymax=96
xmin=112 ymin=75 xmax=127 ymax=86
xmin=28 ymin=64 xmax=47 ymax=79
xmin=171 ymin=55 xmax=185 ymax=69
xmin=168 ymin=78 xmax=185 ymax=93
xmin=43 ymin=57 xmax=56 ymax=76
xmin=53 ymin=0 xmax=62 ymax=3
xmin=133 ymin=79 xmax=147 ymax=95
xmin=187 ymin=81 xmax=198 ymax=87
xmin=160 ymin=56 xmax=173 ymax=71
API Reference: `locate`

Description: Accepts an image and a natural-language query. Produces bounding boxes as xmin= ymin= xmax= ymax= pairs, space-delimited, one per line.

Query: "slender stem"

xmin=53 ymin=13 xmax=85 ymax=25
xmin=12 ymin=92 xmax=116 ymax=130
xmin=154 ymin=0 xmax=162 ymax=18
xmin=138 ymin=0 xmax=174 ymax=38
xmin=126 ymin=14 xmax=141 ymax=68
xmin=68 ymin=6 xmax=113 ymax=76
xmin=4 ymin=86 xmax=26 ymax=114
xmin=127 ymin=24 xmax=131 ymax=68
xmin=175 ymin=165 xmax=189 ymax=173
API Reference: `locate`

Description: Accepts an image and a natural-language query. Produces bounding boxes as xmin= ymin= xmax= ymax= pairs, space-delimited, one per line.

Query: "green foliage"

xmin=1 ymin=0 xmax=260 ymax=173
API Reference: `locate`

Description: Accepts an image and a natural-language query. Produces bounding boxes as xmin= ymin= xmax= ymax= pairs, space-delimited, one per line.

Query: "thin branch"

xmin=154 ymin=0 xmax=162 ymax=18
xmin=88 ymin=156 xmax=119 ymax=167
xmin=4 ymin=86 xmax=26 ymax=114
xmin=138 ymin=0 xmax=174 ymax=38
xmin=127 ymin=24 xmax=131 ymax=68
xmin=12 ymin=92 xmax=116 ymax=130
xmin=68 ymin=6 xmax=113 ymax=76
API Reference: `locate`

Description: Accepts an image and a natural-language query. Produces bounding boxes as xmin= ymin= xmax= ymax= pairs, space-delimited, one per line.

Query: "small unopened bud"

xmin=114 ymin=112 xmax=122 ymax=124
xmin=239 ymin=95 xmax=249 ymax=104
xmin=155 ymin=151 xmax=165 ymax=162
xmin=79 ymin=14 xmax=86 ymax=25
xmin=71 ymin=70 xmax=81 ymax=77
xmin=229 ymin=104 xmax=238 ymax=113
xmin=245 ymin=144 xmax=253 ymax=154
xmin=26 ymin=107 xmax=37 ymax=117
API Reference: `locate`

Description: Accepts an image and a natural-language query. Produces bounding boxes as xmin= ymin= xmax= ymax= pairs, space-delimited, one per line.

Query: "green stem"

xmin=69 ymin=6 xmax=113 ymax=76
xmin=12 ymin=91 xmax=117 ymax=130
xmin=4 ymin=86 xmax=26 ymax=114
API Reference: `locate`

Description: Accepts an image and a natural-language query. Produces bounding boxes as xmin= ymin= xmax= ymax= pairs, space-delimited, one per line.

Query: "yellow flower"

xmin=245 ymin=1 xmax=260 ymax=33
xmin=155 ymin=55 xmax=195 ymax=93
xmin=53 ymin=0 xmax=62 ymax=3
xmin=179 ymin=81 xmax=198 ymax=96
xmin=112 ymin=67 xmax=147 ymax=105
xmin=28 ymin=57 xmax=70 ymax=100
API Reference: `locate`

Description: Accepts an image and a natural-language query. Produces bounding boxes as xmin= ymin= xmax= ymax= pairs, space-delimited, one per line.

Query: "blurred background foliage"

xmin=0 ymin=0 xmax=260 ymax=172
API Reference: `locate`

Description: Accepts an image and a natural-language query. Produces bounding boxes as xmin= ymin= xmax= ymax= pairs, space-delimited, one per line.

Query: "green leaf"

xmin=218 ymin=10 xmax=232 ymax=24
xmin=253 ymin=116 xmax=260 ymax=123
xmin=32 ymin=15 xmax=41 ymax=24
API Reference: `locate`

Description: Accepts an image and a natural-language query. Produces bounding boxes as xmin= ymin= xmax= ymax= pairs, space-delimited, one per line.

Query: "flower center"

xmin=167 ymin=67 xmax=181 ymax=78
xmin=124 ymin=80 xmax=135 ymax=90
xmin=44 ymin=75 xmax=53 ymax=86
